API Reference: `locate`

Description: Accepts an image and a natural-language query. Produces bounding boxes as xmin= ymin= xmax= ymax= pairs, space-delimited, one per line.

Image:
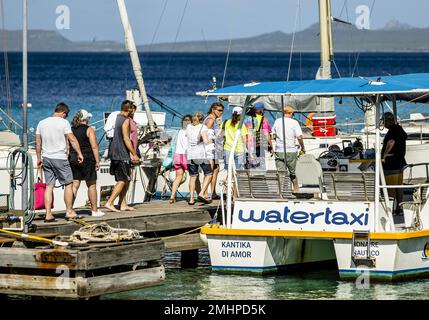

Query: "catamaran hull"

xmin=206 ymin=234 xmax=336 ymax=274
xmin=334 ymin=237 xmax=429 ymax=281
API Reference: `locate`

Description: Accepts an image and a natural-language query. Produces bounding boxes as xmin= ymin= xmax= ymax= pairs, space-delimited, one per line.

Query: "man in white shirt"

xmin=36 ymin=102 xmax=84 ymax=222
xmin=272 ymin=105 xmax=305 ymax=193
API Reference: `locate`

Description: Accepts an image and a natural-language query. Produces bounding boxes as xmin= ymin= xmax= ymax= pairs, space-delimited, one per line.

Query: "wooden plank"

xmin=76 ymin=239 xmax=164 ymax=270
xmin=164 ymin=233 xmax=207 ymax=252
xmin=34 ymin=208 xmax=212 ymax=235
xmin=76 ymin=266 xmax=165 ymax=298
xmin=0 ymin=266 xmax=165 ymax=298
xmin=0 ymin=247 xmax=78 ymax=269
xmin=0 ymin=273 xmax=78 ymax=298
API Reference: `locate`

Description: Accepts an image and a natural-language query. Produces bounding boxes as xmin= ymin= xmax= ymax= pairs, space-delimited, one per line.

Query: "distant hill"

xmin=140 ymin=20 xmax=429 ymax=53
xmin=0 ymin=30 xmax=124 ymax=52
xmin=2 ymin=20 xmax=429 ymax=52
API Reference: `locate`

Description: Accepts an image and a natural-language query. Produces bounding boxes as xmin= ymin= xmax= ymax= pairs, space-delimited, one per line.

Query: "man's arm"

xmin=297 ymin=135 xmax=305 ymax=153
xmin=67 ymin=133 xmax=84 ymax=163
xmin=36 ymin=134 xmax=42 ymax=168
xmin=122 ymin=118 xmax=139 ymax=162
xmin=383 ymin=139 xmax=395 ymax=161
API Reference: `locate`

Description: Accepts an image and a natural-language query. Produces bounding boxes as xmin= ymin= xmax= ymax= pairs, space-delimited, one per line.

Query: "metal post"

xmin=22 ymin=0 xmax=28 ymax=229
xmin=22 ymin=0 xmax=28 ymax=150
xmin=226 ymin=99 xmax=250 ymax=229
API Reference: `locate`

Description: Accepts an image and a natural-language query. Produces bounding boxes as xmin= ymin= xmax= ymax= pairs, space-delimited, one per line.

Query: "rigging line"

xmin=351 ymin=0 xmax=376 ymax=77
xmin=161 ymin=0 xmax=190 ymax=89
xmin=286 ymin=0 xmax=300 ymax=82
xmin=200 ymin=28 xmax=212 ymax=76
xmin=144 ymin=0 xmax=169 ymax=62
xmin=0 ymin=0 xmax=11 ymax=123
xmin=221 ymin=38 xmax=232 ymax=88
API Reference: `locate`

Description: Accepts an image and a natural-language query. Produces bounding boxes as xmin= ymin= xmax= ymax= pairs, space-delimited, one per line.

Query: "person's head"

xmin=54 ymin=102 xmax=70 ymax=119
xmin=182 ymin=114 xmax=192 ymax=129
xmin=129 ymin=103 xmax=137 ymax=118
xmin=383 ymin=112 xmax=396 ymax=129
xmin=208 ymin=102 xmax=224 ymax=118
xmin=192 ymin=111 xmax=204 ymax=125
xmin=120 ymin=100 xmax=136 ymax=116
xmin=254 ymin=102 xmax=265 ymax=115
xmin=283 ymin=105 xmax=295 ymax=118
xmin=231 ymin=106 xmax=243 ymax=126
xmin=71 ymin=109 xmax=93 ymax=128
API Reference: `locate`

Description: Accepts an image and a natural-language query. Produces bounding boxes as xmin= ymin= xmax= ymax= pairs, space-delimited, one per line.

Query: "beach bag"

xmin=34 ymin=168 xmax=54 ymax=210
xmin=162 ymin=131 xmax=178 ymax=170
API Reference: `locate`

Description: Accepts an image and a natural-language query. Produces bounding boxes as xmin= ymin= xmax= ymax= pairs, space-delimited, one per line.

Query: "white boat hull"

xmin=334 ymin=236 xmax=429 ymax=281
xmin=206 ymin=234 xmax=336 ymax=274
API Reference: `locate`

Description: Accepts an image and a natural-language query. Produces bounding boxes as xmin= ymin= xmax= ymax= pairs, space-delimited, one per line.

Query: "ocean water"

xmin=3 ymin=52 xmax=429 ymax=300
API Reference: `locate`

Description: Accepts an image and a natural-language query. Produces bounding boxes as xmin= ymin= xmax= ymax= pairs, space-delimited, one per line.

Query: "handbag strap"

xmin=36 ymin=167 xmax=44 ymax=183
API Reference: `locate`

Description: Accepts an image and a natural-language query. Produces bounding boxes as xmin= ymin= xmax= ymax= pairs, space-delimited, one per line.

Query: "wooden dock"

xmin=32 ymin=199 xmax=217 ymax=252
xmin=0 ymin=199 xmax=218 ymax=298
xmin=0 ymin=238 xmax=165 ymax=298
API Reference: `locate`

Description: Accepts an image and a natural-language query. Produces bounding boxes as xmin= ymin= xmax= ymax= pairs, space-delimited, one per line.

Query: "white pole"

xmin=22 ymin=0 xmax=28 ymax=228
xmin=116 ymin=0 xmax=155 ymax=132
xmin=317 ymin=0 xmax=334 ymax=112
xmin=226 ymin=105 xmax=248 ymax=229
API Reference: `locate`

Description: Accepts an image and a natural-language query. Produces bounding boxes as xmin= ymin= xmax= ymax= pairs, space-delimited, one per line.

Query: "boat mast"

xmin=116 ymin=0 xmax=155 ymax=133
xmin=318 ymin=0 xmax=334 ymax=111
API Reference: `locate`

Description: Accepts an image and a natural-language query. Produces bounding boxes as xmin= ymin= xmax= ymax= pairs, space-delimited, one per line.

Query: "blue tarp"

xmin=196 ymin=73 xmax=429 ymax=98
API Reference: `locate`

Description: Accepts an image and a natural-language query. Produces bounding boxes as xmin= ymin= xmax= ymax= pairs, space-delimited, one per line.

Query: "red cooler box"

xmin=312 ymin=113 xmax=336 ymax=137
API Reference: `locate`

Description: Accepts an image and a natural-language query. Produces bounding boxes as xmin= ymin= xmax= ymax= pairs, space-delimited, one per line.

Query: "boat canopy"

xmin=196 ymin=73 xmax=429 ymax=112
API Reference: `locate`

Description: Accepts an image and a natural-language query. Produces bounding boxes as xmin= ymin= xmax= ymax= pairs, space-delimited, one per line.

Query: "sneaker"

xmin=91 ymin=210 xmax=105 ymax=217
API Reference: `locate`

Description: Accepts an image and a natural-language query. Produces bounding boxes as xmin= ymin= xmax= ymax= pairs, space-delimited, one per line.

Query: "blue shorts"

xmin=188 ymin=159 xmax=213 ymax=177
xmin=224 ymin=150 xmax=245 ymax=170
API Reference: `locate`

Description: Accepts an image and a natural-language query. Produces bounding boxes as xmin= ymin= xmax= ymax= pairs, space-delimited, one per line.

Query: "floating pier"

xmin=32 ymin=199 xmax=216 ymax=252
xmin=0 ymin=199 xmax=217 ymax=298
xmin=0 ymin=238 xmax=164 ymax=299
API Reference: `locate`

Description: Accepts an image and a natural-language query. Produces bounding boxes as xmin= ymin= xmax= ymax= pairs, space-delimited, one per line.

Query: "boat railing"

xmin=235 ymin=170 xmax=294 ymax=200
xmin=321 ymin=172 xmax=375 ymax=201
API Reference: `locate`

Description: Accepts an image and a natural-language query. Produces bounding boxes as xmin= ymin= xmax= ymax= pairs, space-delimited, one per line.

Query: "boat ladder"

xmin=351 ymin=230 xmax=375 ymax=268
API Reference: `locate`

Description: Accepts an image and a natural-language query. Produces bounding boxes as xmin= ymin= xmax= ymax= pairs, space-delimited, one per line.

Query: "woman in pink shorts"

xmin=169 ymin=114 xmax=192 ymax=203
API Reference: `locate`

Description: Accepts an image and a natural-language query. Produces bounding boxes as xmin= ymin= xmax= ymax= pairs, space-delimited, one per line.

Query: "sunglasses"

xmin=216 ymin=109 xmax=224 ymax=112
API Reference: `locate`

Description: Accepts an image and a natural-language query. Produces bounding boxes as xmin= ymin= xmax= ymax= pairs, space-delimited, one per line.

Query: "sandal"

xmin=44 ymin=218 xmax=56 ymax=223
xmin=169 ymin=198 xmax=175 ymax=204
xmin=65 ymin=215 xmax=83 ymax=221
xmin=197 ymin=195 xmax=212 ymax=204
xmin=187 ymin=201 xmax=196 ymax=205
xmin=211 ymin=194 xmax=221 ymax=200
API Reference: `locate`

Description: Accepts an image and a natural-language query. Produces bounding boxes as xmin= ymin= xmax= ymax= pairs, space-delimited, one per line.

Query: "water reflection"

xmin=103 ymin=249 xmax=429 ymax=300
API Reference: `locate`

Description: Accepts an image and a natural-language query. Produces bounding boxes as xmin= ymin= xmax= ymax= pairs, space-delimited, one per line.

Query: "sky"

xmin=3 ymin=0 xmax=429 ymax=44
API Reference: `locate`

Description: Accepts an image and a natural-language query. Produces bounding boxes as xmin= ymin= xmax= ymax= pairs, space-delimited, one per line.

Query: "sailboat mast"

xmin=317 ymin=0 xmax=334 ymax=112
xmin=318 ymin=0 xmax=332 ymax=79
xmin=22 ymin=0 xmax=28 ymax=149
xmin=116 ymin=0 xmax=155 ymax=132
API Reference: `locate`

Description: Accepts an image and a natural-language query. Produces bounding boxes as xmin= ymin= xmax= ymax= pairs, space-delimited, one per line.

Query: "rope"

xmin=68 ymin=222 xmax=143 ymax=244
xmin=221 ymin=39 xmax=232 ymax=89
xmin=0 ymin=0 xmax=12 ymax=125
xmin=7 ymin=148 xmax=35 ymax=226
xmin=144 ymin=0 xmax=170 ymax=61
xmin=160 ymin=0 xmax=190 ymax=89
xmin=286 ymin=0 xmax=300 ymax=82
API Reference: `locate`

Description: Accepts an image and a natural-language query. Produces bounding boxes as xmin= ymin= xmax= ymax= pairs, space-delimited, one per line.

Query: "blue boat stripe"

xmin=339 ymin=266 xmax=429 ymax=275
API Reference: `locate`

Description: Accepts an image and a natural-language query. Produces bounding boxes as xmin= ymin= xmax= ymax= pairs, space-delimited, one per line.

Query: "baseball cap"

xmin=232 ymin=106 xmax=243 ymax=115
xmin=80 ymin=109 xmax=93 ymax=120
xmin=254 ymin=102 xmax=265 ymax=110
